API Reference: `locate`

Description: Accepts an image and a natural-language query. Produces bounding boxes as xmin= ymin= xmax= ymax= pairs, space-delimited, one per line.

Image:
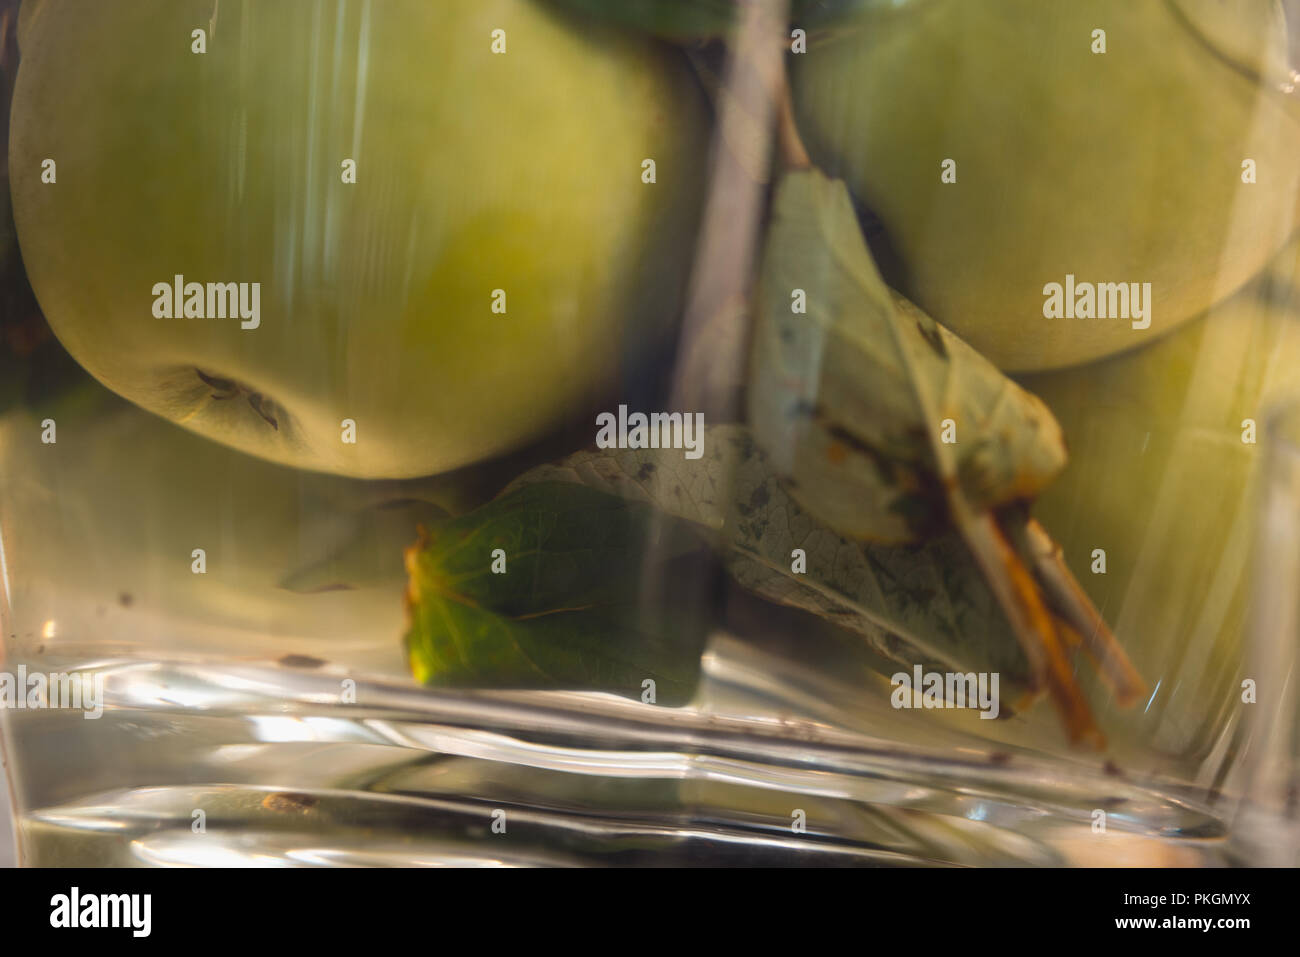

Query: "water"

xmin=3 ymin=637 xmax=1235 ymax=867
xmin=9 ymin=0 xmax=1300 ymax=867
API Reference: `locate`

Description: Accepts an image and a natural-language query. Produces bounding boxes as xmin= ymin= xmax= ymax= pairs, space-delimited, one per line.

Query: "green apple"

xmin=1017 ymin=238 xmax=1300 ymax=761
xmin=9 ymin=0 xmax=709 ymax=478
xmin=792 ymin=0 xmax=1300 ymax=371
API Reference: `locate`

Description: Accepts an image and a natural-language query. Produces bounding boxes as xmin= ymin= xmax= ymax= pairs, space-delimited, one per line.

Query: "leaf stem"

xmin=951 ymin=499 xmax=1105 ymax=749
xmin=1014 ymin=516 xmax=1147 ymax=707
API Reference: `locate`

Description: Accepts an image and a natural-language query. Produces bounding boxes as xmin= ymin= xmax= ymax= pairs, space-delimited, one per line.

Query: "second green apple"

xmin=793 ymin=0 xmax=1300 ymax=371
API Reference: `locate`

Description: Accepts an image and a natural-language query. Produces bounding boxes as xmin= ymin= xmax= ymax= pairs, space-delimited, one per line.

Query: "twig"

xmin=951 ymin=500 xmax=1105 ymax=748
xmin=1013 ymin=516 xmax=1147 ymax=707
xmin=667 ymin=0 xmax=791 ymax=420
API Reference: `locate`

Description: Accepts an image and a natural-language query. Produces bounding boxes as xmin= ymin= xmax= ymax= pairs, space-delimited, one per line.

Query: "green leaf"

xmin=748 ymin=167 xmax=1068 ymax=543
xmin=747 ymin=166 xmax=1127 ymax=746
xmin=403 ymin=481 xmax=713 ymax=705
xmin=508 ymin=427 xmax=1036 ymax=695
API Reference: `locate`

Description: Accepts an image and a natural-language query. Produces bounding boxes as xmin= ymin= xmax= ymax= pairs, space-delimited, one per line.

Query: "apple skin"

xmin=792 ymin=0 xmax=1300 ymax=372
xmin=1017 ymin=238 xmax=1300 ymax=761
xmin=9 ymin=0 xmax=709 ymax=478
